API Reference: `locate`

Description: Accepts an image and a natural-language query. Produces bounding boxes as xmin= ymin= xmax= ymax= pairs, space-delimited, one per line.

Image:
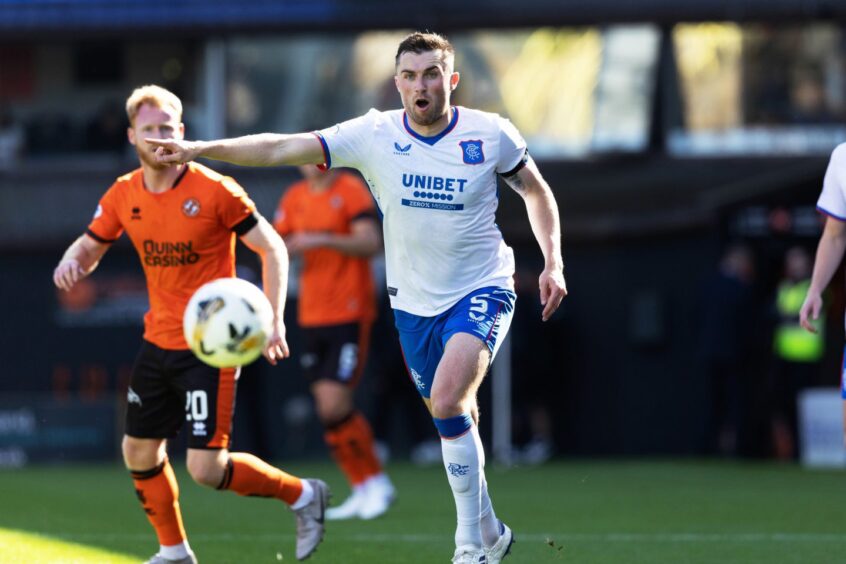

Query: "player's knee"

xmin=315 ymin=394 xmax=353 ymax=425
xmin=430 ymin=394 xmax=464 ymax=419
xmin=121 ymin=436 xmax=162 ymax=470
xmin=186 ymin=457 xmax=223 ymax=488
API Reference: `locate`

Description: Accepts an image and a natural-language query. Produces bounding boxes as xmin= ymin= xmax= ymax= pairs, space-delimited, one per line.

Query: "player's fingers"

xmin=538 ymin=278 xmax=550 ymax=306
xmin=800 ymin=302 xmax=819 ymax=333
xmin=278 ymin=338 xmax=290 ymax=359
xmin=263 ymin=346 xmax=278 ymax=366
xmin=542 ymin=286 xmax=565 ymax=322
xmin=58 ymin=267 xmax=75 ymax=291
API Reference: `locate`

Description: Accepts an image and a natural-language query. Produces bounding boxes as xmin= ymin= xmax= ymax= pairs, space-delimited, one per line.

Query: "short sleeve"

xmin=340 ymin=174 xmax=376 ymax=221
xmin=818 ymin=144 xmax=846 ymax=221
xmin=316 ymin=109 xmax=379 ymax=170
xmin=216 ymin=176 xmax=257 ymax=230
xmin=86 ymin=185 xmax=124 ymax=243
xmin=495 ymin=117 xmax=528 ymax=175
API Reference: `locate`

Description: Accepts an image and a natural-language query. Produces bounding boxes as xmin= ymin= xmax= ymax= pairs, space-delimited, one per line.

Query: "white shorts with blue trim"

xmin=394 ymin=286 xmax=516 ymax=399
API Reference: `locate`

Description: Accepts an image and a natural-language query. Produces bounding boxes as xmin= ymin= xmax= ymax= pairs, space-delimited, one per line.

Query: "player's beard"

xmin=407 ymin=95 xmax=447 ymax=127
xmin=135 ymin=144 xmax=168 ymax=171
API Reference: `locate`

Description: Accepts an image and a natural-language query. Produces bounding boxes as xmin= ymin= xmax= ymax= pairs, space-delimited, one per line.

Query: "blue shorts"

xmin=394 ymin=286 xmax=516 ymax=399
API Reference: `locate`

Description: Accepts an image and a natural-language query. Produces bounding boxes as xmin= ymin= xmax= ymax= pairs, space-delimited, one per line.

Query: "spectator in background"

xmin=0 ymin=102 xmax=25 ymax=170
xmin=771 ymin=246 xmax=824 ymax=459
xmin=787 ymin=69 xmax=837 ymax=125
xmin=699 ymin=244 xmax=757 ymax=456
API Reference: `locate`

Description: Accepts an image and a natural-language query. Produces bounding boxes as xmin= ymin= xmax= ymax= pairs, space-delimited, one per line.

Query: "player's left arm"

xmin=240 ymin=214 xmax=290 ymax=364
xmin=286 ymin=216 xmax=381 ymax=257
xmin=503 ymin=159 xmax=567 ymax=321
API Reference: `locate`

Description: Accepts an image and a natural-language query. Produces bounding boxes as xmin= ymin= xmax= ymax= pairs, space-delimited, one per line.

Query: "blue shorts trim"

xmin=841 ymin=344 xmax=846 ymax=399
xmin=394 ymin=286 xmax=516 ymax=398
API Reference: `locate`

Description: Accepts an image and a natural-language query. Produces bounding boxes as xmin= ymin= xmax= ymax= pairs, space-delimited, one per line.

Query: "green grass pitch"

xmin=1 ymin=459 xmax=845 ymax=563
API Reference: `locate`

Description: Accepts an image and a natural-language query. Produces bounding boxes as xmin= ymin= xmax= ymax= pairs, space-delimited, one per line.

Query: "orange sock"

xmin=131 ymin=458 xmax=187 ymax=547
xmin=324 ymin=411 xmax=382 ymax=486
xmin=219 ymin=452 xmax=304 ymax=506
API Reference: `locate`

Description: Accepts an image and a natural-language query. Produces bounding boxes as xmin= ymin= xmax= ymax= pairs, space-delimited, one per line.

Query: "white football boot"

xmin=358 ymin=474 xmax=396 ymax=520
xmin=485 ymin=520 xmax=514 ymax=564
xmin=325 ymin=487 xmax=365 ymax=521
xmin=451 ymin=545 xmax=488 ymax=563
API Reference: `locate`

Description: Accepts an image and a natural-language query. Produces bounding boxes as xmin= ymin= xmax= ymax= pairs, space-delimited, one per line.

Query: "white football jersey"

xmin=818 ymin=143 xmax=846 ymax=221
xmin=317 ymin=107 xmax=527 ymax=316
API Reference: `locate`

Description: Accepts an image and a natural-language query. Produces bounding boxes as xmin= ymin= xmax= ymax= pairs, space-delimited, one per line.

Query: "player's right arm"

xmin=800 ymin=216 xmax=846 ymax=333
xmin=53 ymin=234 xmax=110 ymax=291
xmin=147 ymin=133 xmax=326 ymax=168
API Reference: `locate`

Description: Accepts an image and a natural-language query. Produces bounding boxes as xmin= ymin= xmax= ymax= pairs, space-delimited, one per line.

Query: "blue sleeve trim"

xmin=313 ymin=131 xmax=331 ymax=170
xmin=433 ymin=413 xmax=473 ymax=439
xmin=817 ymin=205 xmax=846 ymax=222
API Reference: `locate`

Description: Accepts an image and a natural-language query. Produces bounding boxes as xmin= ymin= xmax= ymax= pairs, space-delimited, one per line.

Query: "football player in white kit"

xmin=800 ymin=144 xmax=846 ymax=432
xmin=148 ymin=32 xmax=567 ymax=564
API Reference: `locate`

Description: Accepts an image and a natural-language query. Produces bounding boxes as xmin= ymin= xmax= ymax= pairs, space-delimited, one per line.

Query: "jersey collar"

xmin=403 ymin=107 xmax=459 ymax=146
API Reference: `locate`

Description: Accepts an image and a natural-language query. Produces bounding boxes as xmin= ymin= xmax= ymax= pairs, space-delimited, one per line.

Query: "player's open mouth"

xmin=415 ymin=99 xmax=430 ymax=110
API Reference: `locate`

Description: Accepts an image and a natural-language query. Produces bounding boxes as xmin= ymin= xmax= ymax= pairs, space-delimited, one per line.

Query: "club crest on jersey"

xmin=182 ymin=198 xmax=201 ymax=217
xmin=459 ymin=140 xmax=484 ymax=165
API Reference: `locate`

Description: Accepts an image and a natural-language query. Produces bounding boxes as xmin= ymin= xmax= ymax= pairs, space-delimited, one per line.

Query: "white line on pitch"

xmin=39 ymin=532 xmax=846 ymax=543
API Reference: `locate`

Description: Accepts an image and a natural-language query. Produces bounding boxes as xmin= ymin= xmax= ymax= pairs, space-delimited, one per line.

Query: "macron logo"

xmin=393 ymin=142 xmax=411 ymax=156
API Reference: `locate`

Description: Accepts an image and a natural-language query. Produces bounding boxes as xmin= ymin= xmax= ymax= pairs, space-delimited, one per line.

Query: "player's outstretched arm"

xmin=53 ymin=234 xmax=109 ymax=291
xmin=800 ymin=216 xmax=846 ymax=333
xmin=240 ymin=215 xmax=291 ymax=364
xmin=147 ymin=132 xmax=326 ymax=168
xmin=503 ymin=160 xmax=567 ymax=321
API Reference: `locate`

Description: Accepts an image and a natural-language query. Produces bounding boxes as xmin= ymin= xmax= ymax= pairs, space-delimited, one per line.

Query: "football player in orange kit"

xmin=52 ymin=85 xmax=328 ymax=563
xmin=275 ymin=165 xmax=395 ymax=520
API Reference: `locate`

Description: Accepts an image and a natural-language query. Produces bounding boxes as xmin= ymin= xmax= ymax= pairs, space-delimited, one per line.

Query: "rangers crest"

xmin=459 ymin=140 xmax=484 ymax=165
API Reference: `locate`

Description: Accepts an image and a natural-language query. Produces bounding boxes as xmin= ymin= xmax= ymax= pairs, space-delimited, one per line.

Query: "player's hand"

xmin=799 ymin=292 xmax=822 ymax=333
xmin=146 ymin=138 xmax=201 ymax=165
xmin=285 ymin=232 xmax=329 ymax=255
xmin=263 ymin=323 xmax=290 ymax=365
xmin=539 ymin=266 xmax=567 ymax=322
xmin=53 ymin=259 xmax=84 ymax=291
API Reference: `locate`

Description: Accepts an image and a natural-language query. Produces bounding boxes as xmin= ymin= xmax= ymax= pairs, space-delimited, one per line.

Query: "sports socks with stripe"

xmin=217 ymin=452 xmax=308 ymax=506
xmin=324 ymin=410 xmax=383 ymax=486
xmin=130 ymin=458 xmax=192 ymax=556
xmin=435 ymin=413 xmax=484 ymax=549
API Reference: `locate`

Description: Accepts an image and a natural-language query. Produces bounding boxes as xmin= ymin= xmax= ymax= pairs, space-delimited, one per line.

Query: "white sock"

xmin=159 ymin=541 xmax=192 ymax=560
xmin=474 ymin=429 xmax=500 ymax=547
xmin=441 ymin=425 xmax=483 ymax=548
xmin=290 ymin=479 xmax=314 ymax=510
xmin=480 ymin=477 xmax=501 ymax=547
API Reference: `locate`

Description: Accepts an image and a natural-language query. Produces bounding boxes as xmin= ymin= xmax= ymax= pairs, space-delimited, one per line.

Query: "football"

xmin=182 ymin=277 xmax=273 ymax=368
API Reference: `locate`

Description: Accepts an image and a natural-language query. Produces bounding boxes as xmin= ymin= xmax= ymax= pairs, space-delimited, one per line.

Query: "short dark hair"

xmin=395 ymin=32 xmax=455 ymax=68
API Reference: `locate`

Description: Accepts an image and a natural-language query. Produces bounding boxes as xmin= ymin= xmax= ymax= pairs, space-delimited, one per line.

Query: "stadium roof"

xmin=1 ymin=0 xmax=845 ymax=37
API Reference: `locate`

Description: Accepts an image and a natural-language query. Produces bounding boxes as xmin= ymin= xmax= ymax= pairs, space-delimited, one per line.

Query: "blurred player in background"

xmin=274 ymin=165 xmax=395 ymax=519
xmin=52 ymin=85 xmax=328 ymax=563
xmin=148 ymin=31 xmax=567 ymax=564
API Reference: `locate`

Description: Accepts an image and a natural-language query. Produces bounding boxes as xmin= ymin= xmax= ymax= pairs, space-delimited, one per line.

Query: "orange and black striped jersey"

xmin=87 ymin=162 xmax=257 ymax=350
xmin=274 ymin=172 xmax=377 ymax=327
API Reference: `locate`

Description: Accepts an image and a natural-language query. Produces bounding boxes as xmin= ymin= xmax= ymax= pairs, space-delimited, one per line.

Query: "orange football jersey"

xmin=274 ymin=172 xmax=376 ymax=327
xmin=87 ymin=162 xmax=257 ymax=349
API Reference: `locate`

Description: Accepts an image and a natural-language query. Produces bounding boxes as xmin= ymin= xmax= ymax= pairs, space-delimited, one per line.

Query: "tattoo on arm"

xmin=504 ymin=173 xmax=527 ymax=194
